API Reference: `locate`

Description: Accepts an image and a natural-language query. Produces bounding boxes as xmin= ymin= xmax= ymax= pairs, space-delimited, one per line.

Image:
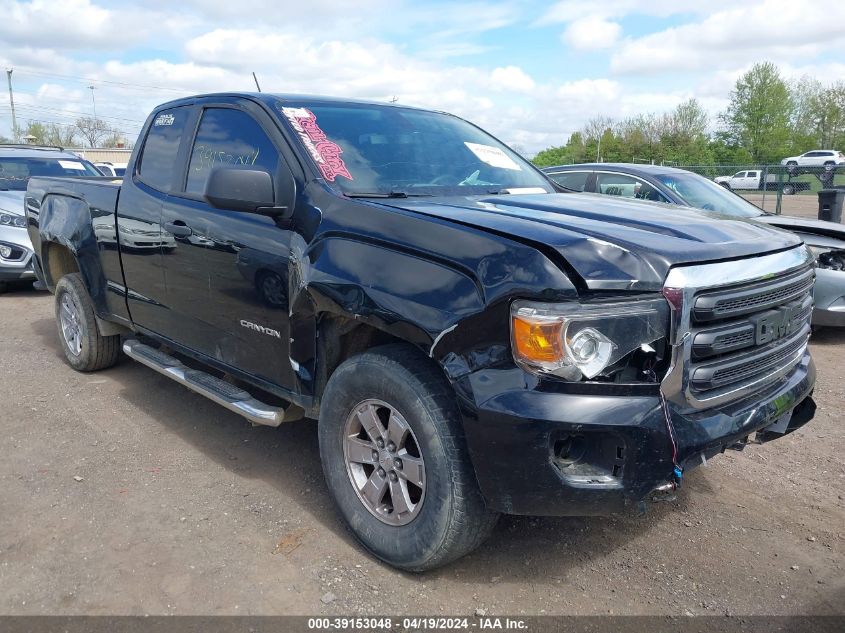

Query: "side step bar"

xmin=123 ymin=339 xmax=303 ymax=427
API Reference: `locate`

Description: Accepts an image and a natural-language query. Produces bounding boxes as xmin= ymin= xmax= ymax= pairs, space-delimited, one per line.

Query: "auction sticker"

xmin=464 ymin=142 xmax=521 ymax=170
xmin=281 ymin=107 xmax=353 ymax=182
xmin=58 ymin=160 xmax=85 ymax=170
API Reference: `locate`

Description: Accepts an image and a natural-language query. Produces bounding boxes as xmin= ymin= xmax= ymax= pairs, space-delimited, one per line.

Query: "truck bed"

xmin=27 ymin=175 xmax=121 ymax=222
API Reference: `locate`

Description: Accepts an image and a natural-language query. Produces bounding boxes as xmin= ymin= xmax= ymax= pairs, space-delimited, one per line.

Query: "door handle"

xmin=164 ymin=221 xmax=193 ymax=238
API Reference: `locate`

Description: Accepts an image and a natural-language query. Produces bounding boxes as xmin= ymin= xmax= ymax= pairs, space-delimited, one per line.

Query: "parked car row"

xmin=0 ymin=145 xmax=104 ymax=293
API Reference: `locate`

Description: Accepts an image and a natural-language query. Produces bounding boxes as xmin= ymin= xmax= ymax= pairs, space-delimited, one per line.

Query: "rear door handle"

xmin=164 ymin=221 xmax=193 ymax=237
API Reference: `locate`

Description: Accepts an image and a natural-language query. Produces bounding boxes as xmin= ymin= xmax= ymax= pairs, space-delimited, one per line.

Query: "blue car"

xmin=543 ymin=163 xmax=845 ymax=327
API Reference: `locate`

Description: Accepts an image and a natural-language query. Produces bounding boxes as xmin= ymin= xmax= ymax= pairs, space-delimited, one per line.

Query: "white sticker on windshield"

xmin=464 ymin=142 xmax=522 ymax=171
xmin=58 ymin=160 xmax=84 ymax=170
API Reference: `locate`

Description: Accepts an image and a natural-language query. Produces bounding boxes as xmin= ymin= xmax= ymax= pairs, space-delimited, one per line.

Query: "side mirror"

xmin=204 ymin=167 xmax=275 ymax=213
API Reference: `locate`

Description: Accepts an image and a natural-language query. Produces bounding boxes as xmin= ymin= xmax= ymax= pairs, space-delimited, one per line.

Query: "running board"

xmin=122 ymin=340 xmax=303 ymax=427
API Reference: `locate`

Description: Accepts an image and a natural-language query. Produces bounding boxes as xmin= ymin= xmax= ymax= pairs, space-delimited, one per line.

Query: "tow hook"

xmin=727 ymin=435 xmax=749 ymax=451
xmin=650 ymin=481 xmax=678 ymax=503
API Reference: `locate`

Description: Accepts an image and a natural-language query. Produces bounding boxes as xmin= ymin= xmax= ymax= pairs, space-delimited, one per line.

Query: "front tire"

xmin=318 ymin=344 xmax=498 ymax=571
xmin=54 ymin=273 xmax=121 ymax=371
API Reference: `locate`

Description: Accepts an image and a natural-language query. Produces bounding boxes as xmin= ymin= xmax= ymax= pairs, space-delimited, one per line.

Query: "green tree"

xmin=810 ymin=81 xmax=845 ymax=149
xmin=789 ymin=76 xmax=823 ymax=152
xmin=720 ymin=62 xmax=793 ymax=163
xmin=532 ymin=144 xmax=571 ymax=167
xmin=22 ymin=121 xmax=77 ymax=147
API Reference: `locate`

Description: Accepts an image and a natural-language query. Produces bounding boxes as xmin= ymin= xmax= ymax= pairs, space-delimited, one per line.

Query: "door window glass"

xmin=546 ymin=171 xmax=590 ymax=191
xmin=186 ymin=108 xmax=280 ymax=195
xmin=594 ymin=173 xmax=668 ymax=202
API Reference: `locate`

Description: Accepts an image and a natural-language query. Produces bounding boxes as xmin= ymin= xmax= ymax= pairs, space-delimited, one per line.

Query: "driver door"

xmin=158 ymin=100 xmax=298 ymax=389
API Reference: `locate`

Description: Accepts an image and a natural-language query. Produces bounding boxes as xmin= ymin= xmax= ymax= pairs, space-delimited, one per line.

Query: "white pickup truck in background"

xmin=714 ymin=169 xmax=806 ymax=195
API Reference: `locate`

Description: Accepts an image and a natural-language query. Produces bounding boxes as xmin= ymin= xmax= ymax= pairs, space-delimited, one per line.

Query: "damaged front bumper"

xmin=456 ymin=351 xmax=815 ymax=516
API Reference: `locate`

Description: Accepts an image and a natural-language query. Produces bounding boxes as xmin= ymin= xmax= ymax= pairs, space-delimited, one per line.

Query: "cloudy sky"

xmin=1 ymin=0 xmax=844 ymax=154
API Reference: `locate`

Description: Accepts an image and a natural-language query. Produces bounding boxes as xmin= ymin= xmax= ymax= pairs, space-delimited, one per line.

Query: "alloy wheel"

xmin=343 ymin=399 xmax=426 ymax=526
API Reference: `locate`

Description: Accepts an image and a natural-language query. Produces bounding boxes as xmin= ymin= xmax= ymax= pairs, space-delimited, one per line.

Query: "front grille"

xmin=686 ymin=267 xmax=813 ymax=399
xmin=693 ymin=267 xmax=814 ymax=321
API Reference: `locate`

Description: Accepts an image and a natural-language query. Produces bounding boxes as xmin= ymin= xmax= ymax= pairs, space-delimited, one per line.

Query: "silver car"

xmin=0 ymin=145 xmax=102 ymax=292
xmin=544 ymin=163 xmax=845 ymax=327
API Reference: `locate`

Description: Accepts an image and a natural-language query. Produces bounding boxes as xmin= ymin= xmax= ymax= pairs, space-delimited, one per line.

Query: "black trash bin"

xmin=818 ymin=189 xmax=845 ymax=223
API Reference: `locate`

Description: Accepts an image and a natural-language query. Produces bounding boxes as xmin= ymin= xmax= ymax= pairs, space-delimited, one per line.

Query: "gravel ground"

xmin=740 ymin=192 xmax=830 ymax=219
xmin=0 ymin=288 xmax=843 ymax=616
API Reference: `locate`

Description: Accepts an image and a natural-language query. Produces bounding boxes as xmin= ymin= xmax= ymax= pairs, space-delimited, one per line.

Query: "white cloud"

xmin=0 ymin=0 xmax=148 ymax=49
xmin=562 ymin=16 xmax=621 ymax=51
xmin=556 ymin=78 xmax=620 ymax=101
xmin=490 ymin=66 xmax=535 ymax=92
xmin=536 ymin=0 xmax=735 ymax=25
xmin=611 ymin=0 xmax=845 ymax=74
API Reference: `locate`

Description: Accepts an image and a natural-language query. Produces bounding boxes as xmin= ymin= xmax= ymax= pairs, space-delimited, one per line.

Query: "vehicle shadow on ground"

xmin=30 ymin=314 xmax=695 ymax=582
xmin=809 ymin=327 xmax=845 ymax=347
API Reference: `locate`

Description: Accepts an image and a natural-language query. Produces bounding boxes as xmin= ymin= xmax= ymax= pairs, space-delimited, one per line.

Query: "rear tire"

xmin=318 ymin=344 xmax=498 ymax=571
xmin=54 ymin=273 xmax=121 ymax=372
xmin=782 ymin=184 xmax=795 ymax=195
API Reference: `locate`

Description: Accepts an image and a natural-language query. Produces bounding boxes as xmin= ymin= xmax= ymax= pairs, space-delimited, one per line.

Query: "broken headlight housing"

xmin=807 ymin=245 xmax=845 ymax=271
xmin=510 ymin=297 xmax=669 ymax=382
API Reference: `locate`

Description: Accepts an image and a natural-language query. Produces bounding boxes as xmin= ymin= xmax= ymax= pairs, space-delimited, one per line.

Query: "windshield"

xmin=275 ymin=101 xmax=554 ymax=196
xmin=0 ymin=156 xmax=101 ymax=191
xmin=654 ymin=172 xmax=763 ymax=218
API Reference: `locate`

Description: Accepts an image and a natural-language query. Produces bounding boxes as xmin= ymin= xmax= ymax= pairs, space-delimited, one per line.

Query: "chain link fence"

xmin=672 ymin=163 xmax=845 ymax=218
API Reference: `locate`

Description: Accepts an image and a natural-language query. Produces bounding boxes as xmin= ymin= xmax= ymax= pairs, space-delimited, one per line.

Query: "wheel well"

xmin=315 ymin=315 xmax=413 ymax=401
xmin=42 ymin=243 xmax=79 ymax=288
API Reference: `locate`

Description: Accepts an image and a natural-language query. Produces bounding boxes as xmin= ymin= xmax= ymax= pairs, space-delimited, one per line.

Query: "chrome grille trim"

xmin=692 ymin=267 xmax=814 ymax=322
xmin=661 ymin=246 xmax=815 ymax=410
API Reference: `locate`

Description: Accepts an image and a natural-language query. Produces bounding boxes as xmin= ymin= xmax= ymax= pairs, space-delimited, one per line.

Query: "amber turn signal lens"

xmin=512 ymin=316 xmax=564 ymax=364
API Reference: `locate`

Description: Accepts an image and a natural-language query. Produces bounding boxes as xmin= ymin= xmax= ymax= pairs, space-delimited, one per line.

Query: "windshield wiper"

xmin=345 ymin=191 xmax=432 ymax=199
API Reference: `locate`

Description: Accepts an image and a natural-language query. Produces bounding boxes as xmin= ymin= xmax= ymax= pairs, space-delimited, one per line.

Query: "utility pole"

xmin=6 ymin=69 xmax=18 ymax=142
xmin=88 ymin=85 xmax=97 ymax=121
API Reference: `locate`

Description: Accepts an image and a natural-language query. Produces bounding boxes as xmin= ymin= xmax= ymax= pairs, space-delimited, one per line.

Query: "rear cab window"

xmin=0 ymin=155 xmax=100 ymax=190
xmin=138 ymin=107 xmax=191 ymax=192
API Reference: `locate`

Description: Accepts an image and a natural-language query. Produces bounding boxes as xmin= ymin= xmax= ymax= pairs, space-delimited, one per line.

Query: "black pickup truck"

xmin=26 ymin=93 xmax=817 ymax=570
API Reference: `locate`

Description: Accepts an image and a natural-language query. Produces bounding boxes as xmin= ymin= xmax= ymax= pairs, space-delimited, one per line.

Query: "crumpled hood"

xmin=0 ymin=190 xmax=26 ymax=216
xmin=388 ymin=193 xmax=801 ymax=291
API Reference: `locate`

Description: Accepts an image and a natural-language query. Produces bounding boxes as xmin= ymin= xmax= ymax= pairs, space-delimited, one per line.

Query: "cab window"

xmin=594 ymin=173 xmax=668 ymax=202
xmin=138 ymin=106 xmax=191 ymax=192
xmin=185 ymin=108 xmax=280 ymax=195
xmin=546 ymin=171 xmax=590 ymax=192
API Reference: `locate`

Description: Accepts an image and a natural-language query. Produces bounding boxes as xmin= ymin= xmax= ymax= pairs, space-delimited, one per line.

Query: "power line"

xmin=10 ymin=103 xmax=146 ymax=124
xmin=13 ymin=67 xmax=194 ymax=95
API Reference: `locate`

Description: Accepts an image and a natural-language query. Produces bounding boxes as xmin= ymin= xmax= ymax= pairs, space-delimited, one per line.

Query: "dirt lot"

xmin=1 ymin=288 xmax=843 ymax=616
xmin=740 ymin=192 xmax=824 ymax=218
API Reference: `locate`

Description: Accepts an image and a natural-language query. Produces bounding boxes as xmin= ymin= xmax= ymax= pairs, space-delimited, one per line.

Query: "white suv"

xmin=781 ymin=150 xmax=845 ymax=170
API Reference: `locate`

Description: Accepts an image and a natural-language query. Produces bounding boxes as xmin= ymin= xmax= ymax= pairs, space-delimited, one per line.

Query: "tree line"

xmin=1 ymin=117 xmax=129 ymax=149
xmin=533 ymin=62 xmax=845 ymax=167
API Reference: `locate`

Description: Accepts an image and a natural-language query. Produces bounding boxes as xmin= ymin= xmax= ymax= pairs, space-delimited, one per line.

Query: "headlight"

xmin=0 ymin=213 xmax=26 ymax=228
xmin=0 ymin=244 xmax=12 ymax=259
xmin=510 ymin=298 xmax=669 ymax=381
xmin=807 ymin=245 xmax=845 ymax=271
